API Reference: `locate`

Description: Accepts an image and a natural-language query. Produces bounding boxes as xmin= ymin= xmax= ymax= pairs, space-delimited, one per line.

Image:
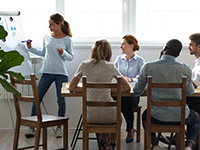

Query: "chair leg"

xmin=175 ymin=133 xmax=185 ymax=150
xmin=83 ymin=129 xmax=88 ymax=150
xmin=198 ymin=114 xmax=200 ymax=150
xmin=116 ymin=129 xmax=121 ymax=150
xmin=43 ymin=127 xmax=47 ymax=150
xmin=13 ymin=120 xmax=20 ymax=150
xmin=146 ymin=129 xmax=151 ymax=150
xmin=63 ymin=121 xmax=69 ymax=150
xmin=136 ymin=106 xmax=141 ymax=143
xmin=34 ymin=127 xmax=41 ymax=150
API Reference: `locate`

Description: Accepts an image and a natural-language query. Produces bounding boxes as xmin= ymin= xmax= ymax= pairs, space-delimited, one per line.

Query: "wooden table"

xmin=61 ymin=82 xmax=200 ymax=97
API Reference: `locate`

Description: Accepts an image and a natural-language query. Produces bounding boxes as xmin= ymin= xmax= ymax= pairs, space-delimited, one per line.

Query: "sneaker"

xmin=25 ymin=127 xmax=35 ymax=138
xmin=152 ymin=145 xmax=161 ymax=150
xmin=55 ymin=128 xmax=62 ymax=138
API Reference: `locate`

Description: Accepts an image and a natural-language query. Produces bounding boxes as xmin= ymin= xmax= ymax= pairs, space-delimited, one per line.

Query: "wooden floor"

xmin=0 ymin=129 xmax=176 ymax=150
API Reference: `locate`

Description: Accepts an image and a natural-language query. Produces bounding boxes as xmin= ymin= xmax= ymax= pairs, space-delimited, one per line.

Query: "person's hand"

xmin=26 ymin=39 xmax=32 ymax=49
xmin=125 ymin=76 xmax=133 ymax=82
xmin=57 ymin=48 xmax=63 ymax=55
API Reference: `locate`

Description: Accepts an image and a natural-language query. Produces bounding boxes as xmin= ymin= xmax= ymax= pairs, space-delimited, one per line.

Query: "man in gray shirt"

xmin=133 ymin=39 xmax=199 ymax=150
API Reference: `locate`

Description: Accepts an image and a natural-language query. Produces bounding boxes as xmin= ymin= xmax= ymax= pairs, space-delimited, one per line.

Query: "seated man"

xmin=133 ymin=39 xmax=199 ymax=150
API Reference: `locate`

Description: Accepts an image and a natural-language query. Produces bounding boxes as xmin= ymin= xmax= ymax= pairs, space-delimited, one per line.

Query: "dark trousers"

xmin=113 ymin=96 xmax=140 ymax=131
xmin=187 ymin=96 xmax=200 ymax=113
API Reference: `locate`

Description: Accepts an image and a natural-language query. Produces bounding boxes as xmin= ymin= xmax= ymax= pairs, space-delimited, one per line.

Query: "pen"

xmin=21 ymin=40 xmax=32 ymax=43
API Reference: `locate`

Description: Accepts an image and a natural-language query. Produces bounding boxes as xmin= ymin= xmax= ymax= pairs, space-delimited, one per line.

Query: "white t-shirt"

xmin=192 ymin=57 xmax=200 ymax=86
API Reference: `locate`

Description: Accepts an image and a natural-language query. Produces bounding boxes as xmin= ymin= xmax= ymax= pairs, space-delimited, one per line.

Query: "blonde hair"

xmin=90 ymin=39 xmax=112 ymax=64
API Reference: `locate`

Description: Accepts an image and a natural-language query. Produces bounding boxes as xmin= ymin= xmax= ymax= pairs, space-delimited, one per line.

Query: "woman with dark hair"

xmin=25 ymin=13 xmax=74 ymax=138
xmin=69 ymin=39 xmax=130 ymax=150
xmin=114 ymin=35 xmax=145 ymax=143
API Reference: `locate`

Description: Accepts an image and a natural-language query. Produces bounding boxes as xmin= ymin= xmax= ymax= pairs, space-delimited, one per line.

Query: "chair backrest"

xmin=82 ymin=76 xmax=122 ymax=126
xmin=10 ymin=74 xmax=42 ymax=122
xmin=147 ymin=76 xmax=187 ymax=129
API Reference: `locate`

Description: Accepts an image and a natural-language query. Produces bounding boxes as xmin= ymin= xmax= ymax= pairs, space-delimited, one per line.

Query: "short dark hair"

xmin=165 ymin=39 xmax=182 ymax=58
xmin=189 ymin=33 xmax=200 ymax=45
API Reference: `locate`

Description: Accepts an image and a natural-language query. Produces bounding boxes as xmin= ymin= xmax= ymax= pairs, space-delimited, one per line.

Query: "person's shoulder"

xmin=64 ymin=35 xmax=72 ymax=40
xmin=135 ymin=54 xmax=145 ymax=60
xmin=81 ymin=59 xmax=91 ymax=65
xmin=180 ymin=62 xmax=192 ymax=70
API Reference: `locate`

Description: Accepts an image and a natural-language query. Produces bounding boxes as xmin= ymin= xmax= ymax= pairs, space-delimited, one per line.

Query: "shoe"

xmin=55 ymin=128 xmax=62 ymax=138
xmin=152 ymin=145 xmax=161 ymax=150
xmin=25 ymin=128 xmax=35 ymax=138
xmin=125 ymin=129 xmax=134 ymax=143
xmin=185 ymin=146 xmax=192 ymax=150
xmin=126 ymin=137 xmax=133 ymax=143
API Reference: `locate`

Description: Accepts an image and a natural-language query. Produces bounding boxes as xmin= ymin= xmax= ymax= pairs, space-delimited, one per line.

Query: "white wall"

xmin=0 ymin=45 xmax=195 ymax=131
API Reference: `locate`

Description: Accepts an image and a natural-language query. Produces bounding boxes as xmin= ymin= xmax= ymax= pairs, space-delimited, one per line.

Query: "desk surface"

xmin=61 ymin=83 xmax=200 ymax=97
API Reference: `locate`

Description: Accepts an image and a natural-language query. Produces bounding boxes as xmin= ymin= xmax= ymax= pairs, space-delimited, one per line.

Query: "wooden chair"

xmin=10 ymin=74 xmax=69 ymax=150
xmin=133 ymin=105 xmax=141 ymax=143
xmin=82 ymin=76 xmax=122 ymax=150
xmin=198 ymin=114 xmax=200 ymax=150
xmin=144 ymin=76 xmax=186 ymax=150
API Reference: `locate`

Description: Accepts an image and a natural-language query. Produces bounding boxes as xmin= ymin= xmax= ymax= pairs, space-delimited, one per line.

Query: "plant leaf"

xmin=0 ymin=78 xmax=21 ymax=97
xmin=0 ymin=50 xmax=24 ymax=71
xmin=7 ymin=71 xmax=25 ymax=81
xmin=0 ymin=25 xmax=8 ymax=40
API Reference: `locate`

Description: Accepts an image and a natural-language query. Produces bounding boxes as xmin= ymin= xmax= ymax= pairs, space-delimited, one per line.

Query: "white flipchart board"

xmin=0 ymin=11 xmax=33 ymax=77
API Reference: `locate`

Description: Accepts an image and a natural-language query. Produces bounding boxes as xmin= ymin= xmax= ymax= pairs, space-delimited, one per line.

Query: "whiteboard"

xmin=0 ymin=13 xmax=33 ymax=77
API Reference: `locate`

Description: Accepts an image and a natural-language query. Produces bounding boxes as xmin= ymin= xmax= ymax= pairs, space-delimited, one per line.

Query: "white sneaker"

xmin=55 ymin=128 xmax=62 ymax=138
xmin=25 ymin=127 xmax=35 ymax=138
xmin=152 ymin=145 xmax=161 ymax=150
xmin=185 ymin=146 xmax=192 ymax=150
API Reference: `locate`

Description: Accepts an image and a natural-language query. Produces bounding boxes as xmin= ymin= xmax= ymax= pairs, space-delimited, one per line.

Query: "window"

xmin=1 ymin=0 xmax=200 ymax=45
xmin=0 ymin=0 xmax=56 ymax=44
xmin=136 ymin=0 xmax=200 ymax=45
xmin=65 ymin=0 xmax=122 ymax=44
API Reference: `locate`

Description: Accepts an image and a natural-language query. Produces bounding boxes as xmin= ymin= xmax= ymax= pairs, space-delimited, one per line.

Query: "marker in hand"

xmin=21 ymin=40 xmax=32 ymax=43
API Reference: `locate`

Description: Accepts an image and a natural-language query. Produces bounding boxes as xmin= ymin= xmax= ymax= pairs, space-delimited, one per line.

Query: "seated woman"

xmin=69 ymin=39 xmax=130 ymax=150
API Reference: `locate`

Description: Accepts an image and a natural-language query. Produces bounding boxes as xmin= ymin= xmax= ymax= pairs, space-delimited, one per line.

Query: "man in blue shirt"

xmin=133 ymin=39 xmax=199 ymax=150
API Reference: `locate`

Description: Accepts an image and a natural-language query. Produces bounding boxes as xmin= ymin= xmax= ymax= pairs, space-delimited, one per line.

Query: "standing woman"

xmin=25 ymin=13 xmax=74 ymax=138
xmin=114 ymin=35 xmax=145 ymax=143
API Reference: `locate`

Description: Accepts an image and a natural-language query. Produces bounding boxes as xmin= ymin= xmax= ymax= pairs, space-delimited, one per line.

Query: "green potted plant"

xmin=0 ymin=25 xmax=24 ymax=96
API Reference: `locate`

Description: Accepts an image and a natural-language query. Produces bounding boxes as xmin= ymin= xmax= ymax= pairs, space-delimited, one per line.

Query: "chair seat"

xmin=22 ymin=114 xmax=68 ymax=122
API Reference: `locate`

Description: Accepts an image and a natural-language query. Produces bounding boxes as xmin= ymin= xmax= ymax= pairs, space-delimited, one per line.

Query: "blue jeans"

xmin=31 ymin=73 xmax=68 ymax=117
xmin=142 ymin=109 xmax=200 ymax=145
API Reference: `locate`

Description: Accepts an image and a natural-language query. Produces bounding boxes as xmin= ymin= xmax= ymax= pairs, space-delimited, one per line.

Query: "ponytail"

xmin=61 ymin=21 xmax=72 ymax=37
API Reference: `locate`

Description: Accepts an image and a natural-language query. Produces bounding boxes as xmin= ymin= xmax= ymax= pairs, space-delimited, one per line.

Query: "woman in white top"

xmin=25 ymin=13 xmax=74 ymax=138
xmin=69 ymin=39 xmax=130 ymax=150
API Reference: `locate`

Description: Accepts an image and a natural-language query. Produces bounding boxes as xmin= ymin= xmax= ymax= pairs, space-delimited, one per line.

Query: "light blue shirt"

xmin=114 ymin=53 xmax=145 ymax=82
xmin=133 ymin=54 xmax=194 ymax=122
xmin=28 ymin=34 xmax=74 ymax=76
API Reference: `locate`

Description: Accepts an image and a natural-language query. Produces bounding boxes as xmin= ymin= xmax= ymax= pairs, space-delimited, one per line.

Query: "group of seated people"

xmin=69 ymin=33 xmax=200 ymax=150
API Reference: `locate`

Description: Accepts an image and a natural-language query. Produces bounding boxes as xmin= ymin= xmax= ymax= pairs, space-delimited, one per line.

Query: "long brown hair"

xmin=50 ymin=13 xmax=72 ymax=37
xmin=90 ymin=39 xmax=112 ymax=64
